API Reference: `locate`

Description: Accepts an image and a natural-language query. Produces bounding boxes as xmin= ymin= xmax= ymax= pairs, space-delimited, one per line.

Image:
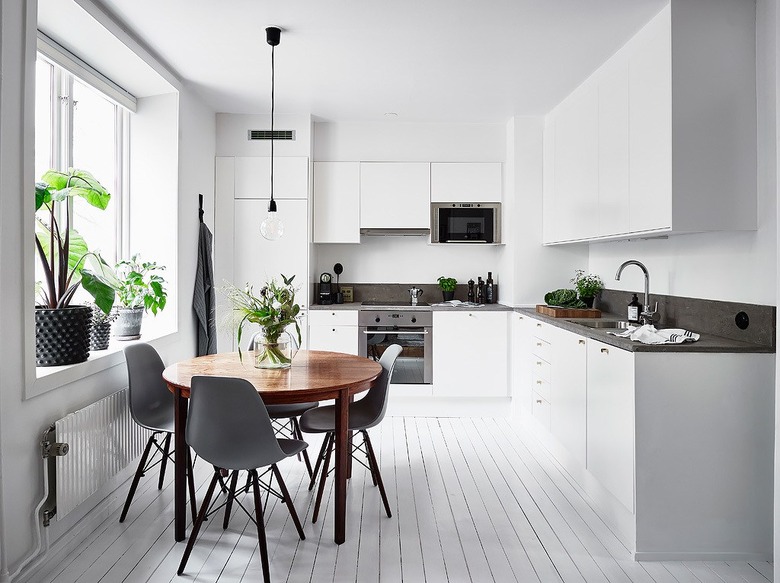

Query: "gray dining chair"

xmin=177 ymin=375 xmax=307 ymax=583
xmin=299 ymin=344 xmax=401 ymax=522
xmin=121 ymin=343 xmax=197 ymax=523
xmin=248 ymin=337 xmax=317 ymax=477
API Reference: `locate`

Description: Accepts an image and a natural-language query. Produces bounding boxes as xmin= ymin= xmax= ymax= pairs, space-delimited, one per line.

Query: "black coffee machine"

xmin=319 ymin=272 xmax=333 ymax=305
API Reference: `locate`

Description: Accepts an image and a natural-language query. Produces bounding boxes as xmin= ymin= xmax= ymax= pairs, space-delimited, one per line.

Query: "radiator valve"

xmin=41 ymin=440 xmax=69 ymax=458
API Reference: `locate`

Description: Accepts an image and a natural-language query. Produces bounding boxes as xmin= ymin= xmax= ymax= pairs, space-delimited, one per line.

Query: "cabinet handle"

xmin=331 ymin=312 xmax=336 ymax=316
xmin=536 ymin=361 xmax=542 ymax=366
xmin=536 ymin=399 xmax=543 ymax=404
xmin=536 ymin=342 xmax=542 ymax=347
xmin=601 ymin=347 xmax=609 ymax=354
xmin=579 ymin=339 xmax=586 ymax=345
xmin=536 ymin=323 xmax=542 ymax=327
xmin=332 ymin=328 xmax=336 ymax=332
xmin=536 ymin=380 xmax=543 ymax=385
xmin=518 ymin=316 xmax=524 ymax=320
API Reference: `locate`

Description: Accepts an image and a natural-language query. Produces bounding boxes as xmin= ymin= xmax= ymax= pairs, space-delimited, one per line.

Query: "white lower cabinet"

xmin=433 ymin=311 xmax=508 ymax=397
xmin=549 ymin=327 xmax=587 ymax=468
xmin=308 ymin=310 xmax=358 ymax=355
xmin=511 ymin=313 xmax=534 ymax=418
xmin=586 ymin=339 xmax=635 ymax=512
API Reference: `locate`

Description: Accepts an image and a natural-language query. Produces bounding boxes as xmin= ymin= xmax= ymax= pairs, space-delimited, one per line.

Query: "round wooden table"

xmin=163 ymin=350 xmax=382 ymax=545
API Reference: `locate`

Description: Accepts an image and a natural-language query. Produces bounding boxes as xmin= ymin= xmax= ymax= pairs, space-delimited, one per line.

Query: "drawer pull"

xmin=332 ymin=328 xmax=336 ymax=332
xmin=536 ymin=323 xmax=542 ymax=328
xmin=578 ymin=339 xmax=586 ymax=345
xmin=536 ymin=399 xmax=543 ymax=404
xmin=536 ymin=342 xmax=542 ymax=347
xmin=536 ymin=380 xmax=543 ymax=385
xmin=601 ymin=347 xmax=609 ymax=354
xmin=332 ymin=312 xmax=336 ymax=316
xmin=536 ymin=361 xmax=542 ymax=366
xmin=518 ymin=316 xmax=524 ymax=320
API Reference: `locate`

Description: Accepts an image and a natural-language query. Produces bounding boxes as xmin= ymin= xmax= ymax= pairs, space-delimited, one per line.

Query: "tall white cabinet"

xmin=215 ymin=156 xmax=310 ymax=352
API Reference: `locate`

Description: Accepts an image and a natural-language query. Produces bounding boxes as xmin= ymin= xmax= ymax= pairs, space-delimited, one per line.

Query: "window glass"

xmin=72 ymin=78 xmax=118 ymax=264
xmin=35 ymin=59 xmax=53 ymax=181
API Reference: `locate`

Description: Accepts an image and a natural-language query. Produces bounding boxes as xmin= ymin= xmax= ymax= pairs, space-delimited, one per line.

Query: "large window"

xmin=35 ymin=54 xmax=128 ymax=268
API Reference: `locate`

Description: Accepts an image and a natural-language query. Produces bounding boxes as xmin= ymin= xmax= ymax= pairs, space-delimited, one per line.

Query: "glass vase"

xmin=252 ymin=330 xmax=298 ymax=369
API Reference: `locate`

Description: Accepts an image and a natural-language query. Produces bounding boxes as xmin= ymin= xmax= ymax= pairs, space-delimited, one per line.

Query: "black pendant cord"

xmin=269 ymin=43 xmax=275 ymax=210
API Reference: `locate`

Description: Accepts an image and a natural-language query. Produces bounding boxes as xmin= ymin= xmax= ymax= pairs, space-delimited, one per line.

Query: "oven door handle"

xmin=362 ymin=330 xmax=429 ymax=335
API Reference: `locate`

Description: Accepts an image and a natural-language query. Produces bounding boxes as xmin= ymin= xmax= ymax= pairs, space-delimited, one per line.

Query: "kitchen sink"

xmin=571 ymin=320 xmax=634 ymax=329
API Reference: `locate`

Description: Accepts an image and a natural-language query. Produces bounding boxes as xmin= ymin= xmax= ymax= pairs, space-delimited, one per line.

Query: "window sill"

xmin=29 ymin=326 xmax=177 ymax=399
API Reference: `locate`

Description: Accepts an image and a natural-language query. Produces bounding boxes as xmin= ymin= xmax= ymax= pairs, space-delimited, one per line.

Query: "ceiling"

xmin=93 ymin=0 xmax=668 ymax=122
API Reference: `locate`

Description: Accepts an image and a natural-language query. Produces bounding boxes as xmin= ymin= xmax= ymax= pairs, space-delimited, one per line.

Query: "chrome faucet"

xmin=615 ymin=260 xmax=656 ymax=325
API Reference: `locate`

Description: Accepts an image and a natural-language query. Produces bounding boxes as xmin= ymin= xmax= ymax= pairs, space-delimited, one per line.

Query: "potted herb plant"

xmin=82 ymin=254 xmax=167 ymax=340
xmin=89 ymin=304 xmax=118 ymax=350
xmin=34 ymin=169 xmax=111 ymax=366
xmin=571 ymin=269 xmax=604 ymax=309
xmin=437 ymin=276 xmax=457 ymax=301
xmin=224 ymin=275 xmax=302 ymax=369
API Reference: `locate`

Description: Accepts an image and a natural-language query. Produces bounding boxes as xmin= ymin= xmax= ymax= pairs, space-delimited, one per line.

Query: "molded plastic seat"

xmin=265 ymin=402 xmax=318 ymax=418
xmin=300 ymin=344 xmax=402 ymax=522
xmin=120 ymin=343 xmax=196 ymax=523
xmin=178 ymin=376 xmax=308 ymax=583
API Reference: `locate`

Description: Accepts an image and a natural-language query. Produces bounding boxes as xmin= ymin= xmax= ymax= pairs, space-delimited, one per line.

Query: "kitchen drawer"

xmin=308 ymin=325 xmax=358 ymax=355
xmin=532 ymin=336 xmax=552 ymax=363
xmin=531 ymin=357 xmax=552 ymax=383
xmin=309 ymin=310 xmax=358 ymax=327
xmin=531 ymin=319 xmax=553 ymax=342
xmin=532 ymin=391 xmax=551 ymax=431
xmin=532 ymin=375 xmax=551 ymax=402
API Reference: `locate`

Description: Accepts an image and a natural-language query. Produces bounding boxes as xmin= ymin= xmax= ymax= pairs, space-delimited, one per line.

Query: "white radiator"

xmin=54 ymin=389 xmax=150 ymax=520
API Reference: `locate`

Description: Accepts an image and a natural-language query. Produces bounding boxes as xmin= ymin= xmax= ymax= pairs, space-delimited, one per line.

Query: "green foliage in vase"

xmin=571 ymin=269 xmax=604 ymax=299
xmin=436 ymin=276 xmax=457 ymax=292
xmin=224 ymin=274 xmax=302 ymax=362
xmin=34 ymin=168 xmax=111 ymax=308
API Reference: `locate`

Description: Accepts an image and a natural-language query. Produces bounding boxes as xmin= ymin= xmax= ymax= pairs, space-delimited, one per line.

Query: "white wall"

xmin=313 ymin=121 xmax=510 ymax=290
xmin=0 ymin=1 xmax=216 ymax=578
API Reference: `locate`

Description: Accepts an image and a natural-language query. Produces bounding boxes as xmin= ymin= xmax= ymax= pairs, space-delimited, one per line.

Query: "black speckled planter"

xmin=90 ymin=321 xmax=112 ymax=351
xmin=35 ymin=305 xmax=92 ymax=366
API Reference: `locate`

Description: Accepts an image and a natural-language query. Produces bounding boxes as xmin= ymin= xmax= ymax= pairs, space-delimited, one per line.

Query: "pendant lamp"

xmin=260 ymin=26 xmax=284 ymax=241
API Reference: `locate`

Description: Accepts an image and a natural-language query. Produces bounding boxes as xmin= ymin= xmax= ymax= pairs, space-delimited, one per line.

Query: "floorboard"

xmin=33 ymin=418 xmax=773 ymax=583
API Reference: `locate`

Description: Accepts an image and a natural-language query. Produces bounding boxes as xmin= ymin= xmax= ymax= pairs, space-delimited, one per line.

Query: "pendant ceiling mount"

xmin=260 ymin=25 xmax=284 ymax=241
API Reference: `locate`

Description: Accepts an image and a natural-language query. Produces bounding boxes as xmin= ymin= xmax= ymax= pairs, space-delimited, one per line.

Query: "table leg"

xmin=334 ymin=390 xmax=349 ymax=544
xmin=174 ymin=387 xmax=188 ymax=542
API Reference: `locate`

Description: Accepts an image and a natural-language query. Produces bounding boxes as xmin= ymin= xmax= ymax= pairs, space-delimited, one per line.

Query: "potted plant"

xmin=89 ymin=304 xmax=118 ymax=350
xmin=34 ymin=169 xmax=111 ymax=366
xmin=437 ymin=276 xmax=457 ymax=301
xmin=82 ymin=254 xmax=167 ymax=340
xmin=224 ymin=275 xmax=302 ymax=369
xmin=571 ymin=269 xmax=604 ymax=308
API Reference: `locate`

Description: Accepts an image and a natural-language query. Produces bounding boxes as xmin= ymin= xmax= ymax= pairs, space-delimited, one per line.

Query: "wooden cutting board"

xmin=536 ymin=305 xmax=601 ymax=318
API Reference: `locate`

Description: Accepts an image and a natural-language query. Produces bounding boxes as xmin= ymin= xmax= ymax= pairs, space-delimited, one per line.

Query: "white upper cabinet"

xmin=313 ymin=162 xmax=360 ymax=243
xmin=430 ymin=163 xmax=502 ymax=203
xmin=359 ymin=162 xmax=430 ymax=229
xmin=543 ymin=1 xmax=756 ymax=244
xmin=234 ymin=156 xmax=309 ymax=200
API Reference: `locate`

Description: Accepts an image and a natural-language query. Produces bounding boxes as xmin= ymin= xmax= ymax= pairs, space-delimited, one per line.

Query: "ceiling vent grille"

xmin=248 ymin=129 xmax=295 ymax=141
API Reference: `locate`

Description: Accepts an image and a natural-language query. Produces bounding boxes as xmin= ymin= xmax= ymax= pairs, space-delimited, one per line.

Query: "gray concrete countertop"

xmin=430 ymin=303 xmax=514 ymax=312
xmin=516 ymin=308 xmax=775 ymax=353
xmin=309 ymin=303 xmax=361 ymax=310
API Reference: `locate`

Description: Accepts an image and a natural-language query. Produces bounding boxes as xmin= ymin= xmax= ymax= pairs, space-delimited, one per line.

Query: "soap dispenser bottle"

xmin=628 ymin=294 xmax=641 ymax=323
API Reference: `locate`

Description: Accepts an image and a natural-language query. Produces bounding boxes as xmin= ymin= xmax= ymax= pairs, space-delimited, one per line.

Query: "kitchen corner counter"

xmin=309 ymin=303 xmax=361 ymax=310
xmin=431 ymin=303 xmax=514 ymax=312
xmin=516 ymin=308 xmax=775 ymax=353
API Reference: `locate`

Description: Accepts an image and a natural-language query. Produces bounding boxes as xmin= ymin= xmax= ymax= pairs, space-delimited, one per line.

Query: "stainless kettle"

xmin=408 ymin=286 xmax=424 ymax=305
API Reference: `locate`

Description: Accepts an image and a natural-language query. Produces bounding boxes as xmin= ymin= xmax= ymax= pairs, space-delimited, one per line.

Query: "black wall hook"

xmin=198 ymin=193 xmax=204 ymax=223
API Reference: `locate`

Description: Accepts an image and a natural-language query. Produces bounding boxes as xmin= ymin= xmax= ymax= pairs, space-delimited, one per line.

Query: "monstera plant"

xmin=34 ymin=168 xmax=111 ymax=366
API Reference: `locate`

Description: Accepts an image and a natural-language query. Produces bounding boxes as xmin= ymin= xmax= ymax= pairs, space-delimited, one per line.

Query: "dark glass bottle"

xmin=467 ymin=279 xmax=475 ymax=303
xmin=628 ymin=293 xmax=641 ymax=323
xmin=485 ymin=272 xmax=494 ymax=304
xmin=477 ymin=277 xmax=485 ymax=304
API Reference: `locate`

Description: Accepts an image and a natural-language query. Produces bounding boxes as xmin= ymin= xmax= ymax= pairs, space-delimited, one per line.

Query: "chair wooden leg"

xmin=178 ymin=471 xmax=219 ymax=575
xmin=187 ymin=448 xmax=198 ymax=522
xmin=312 ymin=432 xmax=334 ymax=523
xmin=361 ymin=430 xmax=378 ymax=487
xmin=223 ymin=470 xmax=240 ymax=529
xmin=272 ymin=464 xmax=305 ymax=540
xmin=158 ymin=433 xmax=172 ymax=490
xmin=308 ymin=434 xmax=330 ymax=491
xmin=363 ymin=430 xmax=392 ymax=518
xmin=292 ymin=418 xmax=314 ymax=479
xmin=119 ymin=434 xmax=156 ymax=523
xmin=251 ymin=470 xmax=271 ymax=583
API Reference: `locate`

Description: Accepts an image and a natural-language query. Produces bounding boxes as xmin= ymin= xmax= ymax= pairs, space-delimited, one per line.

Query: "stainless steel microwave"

xmin=431 ymin=202 xmax=501 ymax=244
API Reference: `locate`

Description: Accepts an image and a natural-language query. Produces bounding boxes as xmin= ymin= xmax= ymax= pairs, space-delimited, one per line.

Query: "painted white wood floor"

xmin=36 ymin=418 xmax=773 ymax=583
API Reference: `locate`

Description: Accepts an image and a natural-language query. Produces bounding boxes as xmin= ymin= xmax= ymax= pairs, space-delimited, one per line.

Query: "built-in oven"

xmin=431 ymin=202 xmax=501 ymax=244
xmin=358 ymin=303 xmax=432 ymax=385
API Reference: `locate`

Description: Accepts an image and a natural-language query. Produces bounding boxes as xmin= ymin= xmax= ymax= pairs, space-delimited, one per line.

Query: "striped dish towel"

xmin=609 ymin=324 xmax=700 ymax=344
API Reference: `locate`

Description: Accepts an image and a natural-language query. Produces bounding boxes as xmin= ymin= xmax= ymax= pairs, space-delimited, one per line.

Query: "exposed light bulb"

xmin=260 ymin=200 xmax=284 ymax=240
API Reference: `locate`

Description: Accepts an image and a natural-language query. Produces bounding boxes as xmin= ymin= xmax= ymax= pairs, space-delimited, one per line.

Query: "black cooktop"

xmin=361 ymin=300 xmax=430 ymax=308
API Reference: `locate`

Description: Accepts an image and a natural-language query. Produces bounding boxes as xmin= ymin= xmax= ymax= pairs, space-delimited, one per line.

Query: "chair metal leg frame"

xmin=310 ymin=429 xmax=392 ymax=522
xmin=120 ymin=431 xmax=198 ymax=523
xmin=308 ymin=435 xmax=331 ymax=492
xmin=270 ymin=417 xmax=314 ymax=479
xmin=251 ymin=469 xmax=271 ymax=583
xmin=178 ymin=472 xmax=220 ymax=576
xmin=291 ymin=418 xmax=314 ymax=478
